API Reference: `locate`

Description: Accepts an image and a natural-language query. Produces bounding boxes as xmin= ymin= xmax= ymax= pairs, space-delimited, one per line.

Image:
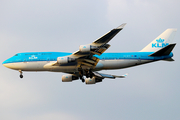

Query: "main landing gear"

xmin=85 ymin=69 xmax=93 ymax=78
xmin=78 ymin=68 xmax=85 ymax=82
xmin=19 ymin=70 xmax=23 ymax=78
xmin=78 ymin=68 xmax=93 ymax=83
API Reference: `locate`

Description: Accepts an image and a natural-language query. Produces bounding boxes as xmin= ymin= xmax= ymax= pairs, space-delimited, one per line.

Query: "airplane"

xmin=2 ymin=23 xmax=177 ymax=84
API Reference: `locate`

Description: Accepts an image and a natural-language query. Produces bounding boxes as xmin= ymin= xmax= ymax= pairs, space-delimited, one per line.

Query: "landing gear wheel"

xmin=80 ymin=76 xmax=85 ymax=83
xmin=81 ymin=78 xmax=85 ymax=83
xmin=85 ymin=70 xmax=88 ymax=78
xmin=85 ymin=72 xmax=89 ymax=78
xmin=90 ymin=74 xmax=93 ymax=78
xmin=78 ymin=67 xmax=85 ymax=83
xmin=20 ymin=75 xmax=23 ymax=78
xmin=19 ymin=70 xmax=23 ymax=79
xmin=89 ymin=70 xmax=93 ymax=78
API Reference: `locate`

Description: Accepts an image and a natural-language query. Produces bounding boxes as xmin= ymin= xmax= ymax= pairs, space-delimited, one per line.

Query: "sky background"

xmin=0 ymin=0 xmax=180 ymax=120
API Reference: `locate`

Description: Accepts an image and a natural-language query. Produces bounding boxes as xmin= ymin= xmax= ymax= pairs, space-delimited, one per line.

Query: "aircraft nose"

xmin=2 ymin=62 xmax=12 ymax=69
xmin=2 ymin=59 xmax=13 ymax=69
xmin=3 ymin=63 xmax=8 ymax=68
xmin=2 ymin=60 xmax=7 ymax=67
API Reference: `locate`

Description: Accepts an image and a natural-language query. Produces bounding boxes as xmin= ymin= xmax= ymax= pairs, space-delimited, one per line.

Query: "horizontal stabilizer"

xmin=93 ymin=72 xmax=128 ymax=79
xmin=163 ymin=58 xmax=175 ymax=61
xmin=149 ymin=43 xmax=176 ymax=56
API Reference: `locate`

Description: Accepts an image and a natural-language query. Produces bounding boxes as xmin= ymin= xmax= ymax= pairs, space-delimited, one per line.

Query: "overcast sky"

xmin=0 ymin=0 xmax=180 ymax=120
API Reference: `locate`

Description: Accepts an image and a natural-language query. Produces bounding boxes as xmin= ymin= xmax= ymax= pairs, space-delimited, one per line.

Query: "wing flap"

xmin=77 ymin=56 xmax=100 ymax=69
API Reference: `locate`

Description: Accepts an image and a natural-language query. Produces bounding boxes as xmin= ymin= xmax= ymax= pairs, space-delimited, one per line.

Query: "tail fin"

xmin=140 ymin=29 xmax=177 ymax=52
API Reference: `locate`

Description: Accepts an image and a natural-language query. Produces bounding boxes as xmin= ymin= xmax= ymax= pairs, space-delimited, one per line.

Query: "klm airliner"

xmin=2 ymin=23 xmax=177 ymax=84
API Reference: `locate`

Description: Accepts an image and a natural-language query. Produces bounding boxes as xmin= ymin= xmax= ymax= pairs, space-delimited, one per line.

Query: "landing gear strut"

xmin=85 ymin=69 xmax=93 ymax=78
xmin=78 ymin=67 xmax=94 ymax=82
xmin=19 ymin=70 xmax=23 ymax=78
xmin=80 ymin=76 xmax=85 ymax=83
xmin=78 ymin=68 xmax=85 ymax=82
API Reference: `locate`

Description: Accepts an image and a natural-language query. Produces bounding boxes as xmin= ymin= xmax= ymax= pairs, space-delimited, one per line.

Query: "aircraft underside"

xmin=4 ymin=59 xmax=153 ymax=72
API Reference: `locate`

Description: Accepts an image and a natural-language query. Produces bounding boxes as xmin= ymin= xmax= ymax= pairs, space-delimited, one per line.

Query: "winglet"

xmin=116 ymin=23 xmax=127 ymax=29
xmin=93 ymin=23 xmax=127 ymax=44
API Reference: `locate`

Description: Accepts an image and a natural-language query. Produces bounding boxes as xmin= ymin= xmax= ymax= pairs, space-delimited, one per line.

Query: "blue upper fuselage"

xmin=2 ymin=52 xmax=173 ymax=64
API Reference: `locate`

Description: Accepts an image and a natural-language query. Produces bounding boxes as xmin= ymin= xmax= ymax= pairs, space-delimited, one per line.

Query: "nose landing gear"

xmin=19 ymin=70 xmax=23 ymax=78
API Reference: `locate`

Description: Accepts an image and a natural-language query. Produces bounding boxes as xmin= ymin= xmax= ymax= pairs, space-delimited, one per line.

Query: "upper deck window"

xmin=14 ymin=54 xmax=18 ymax=56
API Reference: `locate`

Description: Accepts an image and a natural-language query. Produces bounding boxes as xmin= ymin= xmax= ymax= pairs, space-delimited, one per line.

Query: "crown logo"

xmin=156 ymin=38 xmax=164 ymax=43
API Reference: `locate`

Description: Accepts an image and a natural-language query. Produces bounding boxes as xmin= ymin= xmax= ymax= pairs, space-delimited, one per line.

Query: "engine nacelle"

xmin=85 ymin=77 xmax=96 ymax=84
xmin=57 ymin=57 xmax=75 ymax=64
xmin=85 ymin=77 xmax=103 ymax=84
xmin=79 ymin=45 xmax=97 ymax=52
xmin=62 ymin=74 xmax=79 ymax=82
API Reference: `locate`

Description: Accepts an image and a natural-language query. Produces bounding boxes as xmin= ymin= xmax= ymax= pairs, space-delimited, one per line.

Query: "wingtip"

xmin=116 ymin=23 xmax=127 ymax=29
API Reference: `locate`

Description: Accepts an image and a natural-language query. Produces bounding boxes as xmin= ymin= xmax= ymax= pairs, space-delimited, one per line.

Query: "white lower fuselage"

xmin=3 ymin=59 xmax=153 ymax=72
xmin=2 ymin=52 xmax=173 ymax=73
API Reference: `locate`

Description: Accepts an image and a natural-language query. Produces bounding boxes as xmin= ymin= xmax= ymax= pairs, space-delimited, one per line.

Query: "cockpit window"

xmin=14 ymin=54 xmax=18 ymax=56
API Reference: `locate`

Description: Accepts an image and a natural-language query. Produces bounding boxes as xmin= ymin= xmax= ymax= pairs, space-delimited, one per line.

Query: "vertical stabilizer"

xmin=140 ymin=29 xmax=177 ymax=52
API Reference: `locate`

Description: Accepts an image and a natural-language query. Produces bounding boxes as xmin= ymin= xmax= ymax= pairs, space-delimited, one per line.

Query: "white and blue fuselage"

xmin=2 ymin=52 xmax=173 ymax=72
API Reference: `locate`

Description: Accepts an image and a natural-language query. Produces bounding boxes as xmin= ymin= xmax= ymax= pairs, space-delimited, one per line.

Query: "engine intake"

xmin=62 ymin=74 xmax=79 ymax=82
xmin=57 ymin=57 xmax=76 ymax=64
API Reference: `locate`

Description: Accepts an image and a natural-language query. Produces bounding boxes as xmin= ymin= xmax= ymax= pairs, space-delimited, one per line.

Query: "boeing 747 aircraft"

xmin=2 ymin=23 xmax=177 ymax=84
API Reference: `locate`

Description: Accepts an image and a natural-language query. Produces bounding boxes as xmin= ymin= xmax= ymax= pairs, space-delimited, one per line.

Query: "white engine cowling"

xmin=57 ymin=57 xmax=75 ymax=64
xmin=79 ymin=45 xmax=97 ymax=52
xmin=85 ymin=77 xmax=96 ymax=84
xmin=62 ymin=74 xmax=78 ymax=82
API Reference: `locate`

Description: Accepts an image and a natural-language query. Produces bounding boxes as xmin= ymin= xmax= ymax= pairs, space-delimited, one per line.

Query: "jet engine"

xmin=62 ymin=74 xmax=79 ymax=82
xmin=79 ymin=45 xmax=97 ymax=52
xmin=85 ymin=77 xmax=102 ymax=84
xmin=57 ymin=57 xmax=76 ymax=64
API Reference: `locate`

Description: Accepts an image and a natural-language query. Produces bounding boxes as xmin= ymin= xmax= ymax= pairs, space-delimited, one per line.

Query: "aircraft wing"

xmin=70 ymin=23 xmax=126 ymax=69
xmin=73 ymin=23 xmax=127 ymax=57
xmin=53 ymin=23 xmax=126 ymax=69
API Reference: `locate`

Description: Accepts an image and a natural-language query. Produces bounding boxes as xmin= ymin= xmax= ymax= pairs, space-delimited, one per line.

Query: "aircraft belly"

xmin=25 ymin=61 xmax=47 ymax=71
xmin=3 ymin=60 xmax=154 ymax=72
xmin=51 ymin=66 xmax=78 ymax=72
xmin=43 ymin=62 xmax=78 ymax=72
xmin=99 ymin=59 xmax=153 ymax=69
